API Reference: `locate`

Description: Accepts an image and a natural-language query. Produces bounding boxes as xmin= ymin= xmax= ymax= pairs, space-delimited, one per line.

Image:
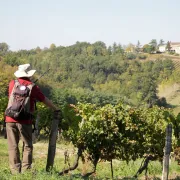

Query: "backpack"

xmin=5 ymin=80 xmax=35 ymax=120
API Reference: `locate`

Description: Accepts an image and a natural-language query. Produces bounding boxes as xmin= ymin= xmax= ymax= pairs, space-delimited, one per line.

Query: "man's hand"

xmin=54 ymin=109 xmax=63 ymax=119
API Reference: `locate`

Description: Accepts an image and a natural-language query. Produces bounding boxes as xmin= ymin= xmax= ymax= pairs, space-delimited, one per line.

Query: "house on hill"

xmin=158 ymin=45 xmax=166 ymax=52
xmin=170 ymin=42 xmax=180 ymax=54
xmin=158 ymin=42 xmax=180 ymax=54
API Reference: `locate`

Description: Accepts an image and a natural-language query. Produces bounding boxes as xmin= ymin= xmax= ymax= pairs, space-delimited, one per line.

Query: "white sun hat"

xmin=14 ymin=64 xmax=36 ymax=78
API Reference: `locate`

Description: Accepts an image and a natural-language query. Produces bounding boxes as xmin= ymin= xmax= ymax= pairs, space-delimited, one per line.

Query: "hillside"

xmin=158 ymin=83 xmax=180 ymax=105
xmin=138 ymin=53 xmax=180 ymax=105
xmin=138 ymin=53 xmax=180 ymax=113
xmin=153 ymin=53 xmax=180 ymax=114
xmin=158 ymin=82 xmax=180 ymax=115
xmin=1 ymin=43 xmax=180 ymax=109
xmin=160 ymin=54 xmax=180 ymax=65
xmin=144 ymin=53 xmax=180 ymax=64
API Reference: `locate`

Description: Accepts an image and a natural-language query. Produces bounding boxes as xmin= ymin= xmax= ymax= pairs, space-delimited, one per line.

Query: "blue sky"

xmin=0 ymin=0 xmax=179 ymax=50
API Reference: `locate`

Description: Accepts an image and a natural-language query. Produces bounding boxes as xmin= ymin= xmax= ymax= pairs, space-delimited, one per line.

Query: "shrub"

xmin=138 ymin=54 xmax=147 ymax=60
xmin=126 ymin=53 xmax=136 ymax=60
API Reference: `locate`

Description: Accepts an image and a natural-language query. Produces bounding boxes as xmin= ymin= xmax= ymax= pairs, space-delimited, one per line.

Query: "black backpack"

xmin=5 ymin=80 xmax=35 ymax=120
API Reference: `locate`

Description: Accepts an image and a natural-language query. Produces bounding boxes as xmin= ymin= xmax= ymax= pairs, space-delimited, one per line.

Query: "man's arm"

xmin=42 ymin=97 xmax=59 ymax=111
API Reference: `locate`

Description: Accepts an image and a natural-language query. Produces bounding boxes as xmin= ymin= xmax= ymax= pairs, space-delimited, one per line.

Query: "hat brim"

xmin=14 ymin=70 xmax=36 ymax=78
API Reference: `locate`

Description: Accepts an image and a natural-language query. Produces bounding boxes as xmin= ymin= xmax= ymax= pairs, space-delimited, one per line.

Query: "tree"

xmin=0 ymin=42 xmax=9 ymax=56
xmin=149 ymin=39 xmax=157 ymax=52
xmin=159 ymin=39 xmax=165 ymax=46
xmin=107 ymin=46 xmax=112 ymax=55
xmin=87 ymin=46 xmax=95 ymax=56
xmin=136 ymin=40 xmax=141 ymax=53
xmin=149 ymin=39 xmax=157 ymax=47
xmin=166 ymin=41 xmax=171 ymax=52
xmin=93 ymin=41 xmax=106 ymax=49
xmin=50 ymin=43 xmax=56 ymax=50
xmin=143 ymin=44 xmax=154 ymax=53
xmin=112 ymin=42 xmax=118 ymax=54
xmin=126 ymin=53 xmax=136 ymax=60
xmin=125 ymin=43 xmax=135 ymax=53
xmin=4 ymin=53 xmax=23 ymax=66
xmin=35 ymin=46 xmax=41 ymax=53
xmin=92 ymin=41 xmax=107 ymax=56
xmin=117 ymin=44 xmax=124 ymax=54
xmin=0 ymin=62 xmax=15 ymax=97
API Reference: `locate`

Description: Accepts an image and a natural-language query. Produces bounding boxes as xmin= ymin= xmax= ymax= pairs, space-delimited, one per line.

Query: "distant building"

xmin=158 ymin=45 xmax=166 ymax=52
xmin=170 ymin=42 xmax=180 ymax=54
xmin=158 ymin=42 xmax=180 ymax=54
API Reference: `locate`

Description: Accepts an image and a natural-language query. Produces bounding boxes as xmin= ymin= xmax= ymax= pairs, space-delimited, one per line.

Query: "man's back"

xmin=5 ymin=77 xmax=45 ymax=124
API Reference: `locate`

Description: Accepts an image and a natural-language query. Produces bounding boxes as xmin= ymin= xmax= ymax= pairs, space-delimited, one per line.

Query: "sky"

xmin=0 ymin=0 xmax=180 ymax=51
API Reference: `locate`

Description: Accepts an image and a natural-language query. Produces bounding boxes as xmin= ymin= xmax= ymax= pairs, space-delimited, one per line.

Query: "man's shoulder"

xmin=31 ymin=84 xmax=43 ymax=93
xmin=9 ymin=79 xmax=15 ymax=86
xmin=18 ymin=78 xmax=32 ymax=85
xmin=31 ymin=84 xmax=45 ymax=101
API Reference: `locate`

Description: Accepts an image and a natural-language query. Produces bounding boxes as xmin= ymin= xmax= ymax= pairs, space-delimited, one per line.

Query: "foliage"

xmin=0 ymin=97 xmax=7 ymax=121
xmin=166 ymin=41 xmax=171 ymax=51
xmin=33 ymin=103 xmax=77 ymax=136
xmin=27 ymin=101 xmax=178 ymax=165
xmin=138 ymin=54 xmax=147 ymax=60
xmin=143 ymin=44 xmax=154 ymax=53
xmin=0 ymin=41 xmax=177 ymax=107
xmin=34 ymin=103 xmax=54 ymax=135
xmin=62 ymin=102 xmax=178 ymax=164
xmin=126 ymin=53 xmax=137 ymax=60
xmin=0 ymin=42 xmax=9 ymax=56
xmin=50 ymin=87 xmax=126 ymax=107
xmin=158 ymin=39 xmax=165 ymax=46
xmin=0 ymin=62 xmax=16 ymax=123
xmin=149 ymin=39 xmax=157 ymax=52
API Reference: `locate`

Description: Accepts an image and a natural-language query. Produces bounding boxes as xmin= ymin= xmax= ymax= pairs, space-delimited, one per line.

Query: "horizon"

xmin=1 ymin=0 xmax=180 ymax=51
xmin=2 ymin=39 xmax=175 ymax=52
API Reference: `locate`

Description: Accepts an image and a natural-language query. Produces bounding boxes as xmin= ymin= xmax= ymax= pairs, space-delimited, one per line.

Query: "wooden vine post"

xmin=162 ymin=124 xmax=172 ymax=180
xmin=46 ymin=110 xmax=61 ymax=171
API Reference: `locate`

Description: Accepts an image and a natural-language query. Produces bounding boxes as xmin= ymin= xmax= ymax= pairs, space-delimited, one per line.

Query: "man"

xmin=5 ymin=64 xmax=59 ymax=174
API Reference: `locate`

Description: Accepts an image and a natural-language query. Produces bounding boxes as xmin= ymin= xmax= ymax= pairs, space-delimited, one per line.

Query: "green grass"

xmin=0 ymin=137 xmax=180 ymax=180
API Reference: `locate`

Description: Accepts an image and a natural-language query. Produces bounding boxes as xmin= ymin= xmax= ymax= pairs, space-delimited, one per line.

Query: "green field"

xmin=0 ymin=137 xmax=180 ymax=180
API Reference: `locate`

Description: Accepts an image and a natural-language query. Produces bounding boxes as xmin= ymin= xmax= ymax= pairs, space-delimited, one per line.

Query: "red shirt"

xmin=5 ymin=77 xmax=45 ymax=124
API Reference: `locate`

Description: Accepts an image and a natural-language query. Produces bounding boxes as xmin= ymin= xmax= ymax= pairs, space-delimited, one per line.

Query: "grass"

xmin=0 ymin=137 xmax=180 ymax=180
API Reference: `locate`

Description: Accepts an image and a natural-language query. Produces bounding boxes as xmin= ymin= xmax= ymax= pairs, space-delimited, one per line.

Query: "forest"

xmin=0 ymin=40 xmax=176 ymax=109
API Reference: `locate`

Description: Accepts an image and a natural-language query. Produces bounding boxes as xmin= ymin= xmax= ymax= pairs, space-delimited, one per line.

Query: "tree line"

xmin=0 ymin=40 xmax=176 ymax=109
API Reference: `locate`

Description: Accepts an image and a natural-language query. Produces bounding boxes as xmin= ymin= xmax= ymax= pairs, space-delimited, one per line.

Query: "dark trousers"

xmin=6 ymin=123 xmax=33 ymax=174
